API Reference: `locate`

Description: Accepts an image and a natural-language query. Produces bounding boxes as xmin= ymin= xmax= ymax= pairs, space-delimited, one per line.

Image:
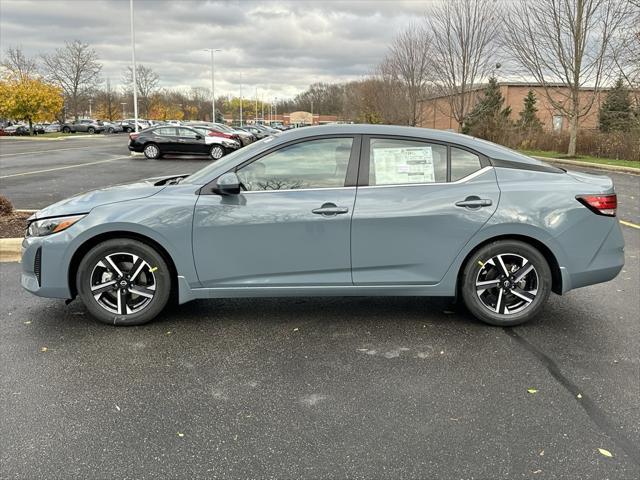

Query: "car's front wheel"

xmin=143 ymin=143 xmax=160 ymax=159
xmin=87 ymin=127 xmax=95 ymax=134
xmin=76 ymin=239 xmax=171 ymax=326
xmin=210 ymin=145 xmax=225 ymax=160
xmin=461 ymin=240 xmax=551 ymax=326
xmin=62 ymin=127 xmax=71 ymax=133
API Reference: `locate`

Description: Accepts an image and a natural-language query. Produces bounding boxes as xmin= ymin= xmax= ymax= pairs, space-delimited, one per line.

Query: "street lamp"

xmin=121 ymin=102 xmax=127 ymax=119
xmin=129 ymin=0 xmax=139 ymax=132
xmin=88 ymin=99 xmax=93 ymax=117
xmin=203 ymin=49 xmax=221 ymax=122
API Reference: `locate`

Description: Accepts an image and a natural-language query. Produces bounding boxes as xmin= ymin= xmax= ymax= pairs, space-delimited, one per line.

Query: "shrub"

xmin=0 ymin=195 xmax=14 ymax=217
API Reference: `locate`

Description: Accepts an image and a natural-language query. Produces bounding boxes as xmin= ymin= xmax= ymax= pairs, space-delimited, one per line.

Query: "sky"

xmin=0 ymin=0 xmax=431 ymax=100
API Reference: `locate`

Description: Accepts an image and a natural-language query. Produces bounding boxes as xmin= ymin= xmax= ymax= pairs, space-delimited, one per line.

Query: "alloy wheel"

xmin=90 ymin=252 xmax=157 ymax=315
xmin=210 ymin=146 xmax=224 ymax=160
xmin=475 ymin=253 xmax=539 ymax=315
xmin=144 ymin=144 xmax=159 ymax=158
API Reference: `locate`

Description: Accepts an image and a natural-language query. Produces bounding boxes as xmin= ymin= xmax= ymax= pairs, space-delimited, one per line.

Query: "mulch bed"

xmin=0 ymin=211 xmax=32 ymax=238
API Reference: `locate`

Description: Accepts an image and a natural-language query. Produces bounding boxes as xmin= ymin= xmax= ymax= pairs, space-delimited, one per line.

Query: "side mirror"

xmin=212 ymin=172 xmax=241 ymax=195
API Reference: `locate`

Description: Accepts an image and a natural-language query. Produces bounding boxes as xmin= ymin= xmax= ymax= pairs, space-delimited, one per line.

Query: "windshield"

xmin=185 ymin=135 xmax=279 ymax=184
xmin=214 ymin=123 xmax=234 ymax=133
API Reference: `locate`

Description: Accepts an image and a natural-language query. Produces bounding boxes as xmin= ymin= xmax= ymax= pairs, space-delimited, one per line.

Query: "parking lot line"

xmin=620 ymin=220 xmax=640 ymax=230
xmin=0 ymin=145 xmax=105 ymax=157
xmin=0 ymin=156 xmax=130 ymax=179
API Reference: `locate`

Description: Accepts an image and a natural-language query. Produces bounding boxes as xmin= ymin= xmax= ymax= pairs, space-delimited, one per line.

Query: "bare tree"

xmin=41 ymin=40 xmax=102 ymax=120
xmin=1 ymin=46 xmax=38 ymax=81
xmin=123 ymin=64 xmax=160 ymax=117
xmin=379 ymin=23 xmax=432 ymax=126
xmin=427 ymin=0 xmax=501 ymax=131
xmin=614 ymin=1 xmax=639 ymax=106
xmin=504 ymin=0 xmax=630 ymax=156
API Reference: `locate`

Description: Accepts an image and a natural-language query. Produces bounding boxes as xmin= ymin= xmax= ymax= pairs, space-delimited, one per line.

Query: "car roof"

xmin=273 ymin=124 xmax=546 ymax=165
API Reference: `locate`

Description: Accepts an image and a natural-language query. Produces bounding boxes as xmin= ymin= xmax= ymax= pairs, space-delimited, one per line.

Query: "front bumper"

xmin=21 ymin=236 xmax=73 ymax=300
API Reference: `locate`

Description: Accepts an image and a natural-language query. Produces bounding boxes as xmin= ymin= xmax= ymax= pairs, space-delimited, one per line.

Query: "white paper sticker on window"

xmin=372 ymin=146 xmax=435 ymax=184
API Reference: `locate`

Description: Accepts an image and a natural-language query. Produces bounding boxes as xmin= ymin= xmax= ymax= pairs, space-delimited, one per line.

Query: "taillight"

xmin=576 ymin=194 xmax=617 ymax=217
xmin=129 ymin=132 xmax=140 ymax=141
xmin=208 ymin=131 xmax=229 ymax=138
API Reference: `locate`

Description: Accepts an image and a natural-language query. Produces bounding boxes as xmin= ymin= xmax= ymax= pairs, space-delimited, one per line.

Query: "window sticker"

xmin=372 ymin=146 xmax=435 ymax=184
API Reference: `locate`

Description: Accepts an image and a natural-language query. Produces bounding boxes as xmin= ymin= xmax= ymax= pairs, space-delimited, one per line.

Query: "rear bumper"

xmin=562 ymin=220 xmax=625 ymax=293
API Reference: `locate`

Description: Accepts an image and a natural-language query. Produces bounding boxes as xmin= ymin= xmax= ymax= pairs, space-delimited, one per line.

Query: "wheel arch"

xmin=457 ymin=234 xmax=563 ymax=295
xmin=68 ymin=230 xmax=179 ymax=301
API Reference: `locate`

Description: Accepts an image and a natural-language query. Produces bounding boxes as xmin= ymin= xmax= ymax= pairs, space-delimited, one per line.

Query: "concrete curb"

xmin=534 ymin=156 xmax=640 ymax=175
xmin=0 ymin=238 xmax=22 ymax=263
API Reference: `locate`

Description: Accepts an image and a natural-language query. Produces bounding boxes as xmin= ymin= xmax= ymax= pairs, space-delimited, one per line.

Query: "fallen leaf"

xmin=293 ymin=327 xmax=299 ymax=332
xmin=23 ymin=321 xmax=31 ymax=325
xmin=165 ymin=331 xmax=172 ymax=335
xmin=177 ymin=432 xmax=184 ymax=437
xmin=440 ymin=351 xmax=444 ymax=355
xmin=40 ymin=347 xmax=48 ymax=352
xmin=528 ymin=388 xmax=538 ymax=394
xmin=539 ymin=450 xmax=544 ymax=456
xmin=115 ymin=405 xmax=120 ymax=412
xmin=577 ymin=393 xmax=582 ymax=399
xmin=533 ymin=470 xmax=542 ymax=474
xmin=598 ymin=448 xmax=613 ymax=457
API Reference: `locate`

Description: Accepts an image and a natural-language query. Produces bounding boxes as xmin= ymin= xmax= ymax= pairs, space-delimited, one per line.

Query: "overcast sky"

xmin=0 ymin=0 xmax=431 ymax=99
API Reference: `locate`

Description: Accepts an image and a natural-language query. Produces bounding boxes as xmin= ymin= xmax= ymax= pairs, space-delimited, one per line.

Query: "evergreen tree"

xmin=462 ymin=77 xmax=512 ymax=141
xmin=517 ymin=89 xmax=543 ymax=133
xmin=599 ymin=78 xmax=632 ymax=132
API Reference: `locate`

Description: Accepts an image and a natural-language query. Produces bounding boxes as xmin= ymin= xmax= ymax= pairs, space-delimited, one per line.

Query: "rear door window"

xmin=450 ymin=148 xmax=482 ymax=181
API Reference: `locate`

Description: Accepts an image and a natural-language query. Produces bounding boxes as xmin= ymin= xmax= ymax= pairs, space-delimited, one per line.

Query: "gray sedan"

xmin=21 ymin=125 xmax=624 ymax=326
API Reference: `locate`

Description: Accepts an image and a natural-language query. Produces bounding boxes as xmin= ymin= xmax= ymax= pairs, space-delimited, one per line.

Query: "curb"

xmin=534 ymin=156 xmax=640 ymax=175
xmin=0 ymin=238 xmax=22 ymax=263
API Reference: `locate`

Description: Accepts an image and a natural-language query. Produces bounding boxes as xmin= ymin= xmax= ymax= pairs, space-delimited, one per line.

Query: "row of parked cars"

xmin=128 ymin=122 xmax=282 ymax=160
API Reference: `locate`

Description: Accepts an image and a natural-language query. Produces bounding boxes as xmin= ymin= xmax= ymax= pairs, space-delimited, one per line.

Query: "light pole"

xmin=121 ymin=102 xmax=127 ymax=119
xmin=239 ymin=74 xmax=243 ymax=127
xmin=129 ymin=0 xmax=139 ymax=132
xmin=88 ymin=99 xmax=93 ymax=117
xmin=204 ymin=49 xmax=221 ymax=122
xmin=274 ymin=97 xmax=278 ymax=125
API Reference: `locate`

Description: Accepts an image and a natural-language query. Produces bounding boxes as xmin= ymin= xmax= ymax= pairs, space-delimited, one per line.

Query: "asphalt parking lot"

xmin=0 ymin=136 xmax=639 ymax=479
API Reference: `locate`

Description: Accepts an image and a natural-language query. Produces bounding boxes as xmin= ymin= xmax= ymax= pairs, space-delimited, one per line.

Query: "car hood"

xmin=31 ymin=175 xmax=184 ymax=220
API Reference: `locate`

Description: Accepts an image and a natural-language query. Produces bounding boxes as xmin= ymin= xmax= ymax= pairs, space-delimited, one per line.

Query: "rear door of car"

xmin=152 ymin=127 xmax=179 ymax=153
xmin=351 ymin=135 xmax=500 ymax=285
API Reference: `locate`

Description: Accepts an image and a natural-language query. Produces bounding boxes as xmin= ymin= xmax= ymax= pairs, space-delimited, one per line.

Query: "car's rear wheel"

xmin=210 ymin=145 xmax=225 ymax=160
xmin=62 ymin=127 xmax=71 ymax=133
xmin=87 ymin=127 xmax=95 ymax=134
xmin=76 ymin=239 xmax=171 ymax=326
xmin=143 ymin=143 xmax=160 ymax=159
xmin=461 ymin=240 xmax=551 ymax=326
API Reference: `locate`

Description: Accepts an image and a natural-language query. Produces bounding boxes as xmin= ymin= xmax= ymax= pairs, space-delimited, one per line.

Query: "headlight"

xmin=26 ymin=215 xmax=85 ymax=237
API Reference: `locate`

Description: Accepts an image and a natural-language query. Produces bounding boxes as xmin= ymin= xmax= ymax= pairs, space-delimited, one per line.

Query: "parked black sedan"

xmin=128 ymin=125 xmax=241 ymax=160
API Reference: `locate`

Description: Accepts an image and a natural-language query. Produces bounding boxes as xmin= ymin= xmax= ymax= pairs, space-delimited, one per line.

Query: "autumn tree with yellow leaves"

xmin=0 ymin=78 xmax=64 ymax=133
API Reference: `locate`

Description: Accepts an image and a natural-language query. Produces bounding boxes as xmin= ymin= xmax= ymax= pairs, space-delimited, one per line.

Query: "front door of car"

xmin=351 ymin=137 xmax=500 ymax=285
xmin=177 ymin=127 xmax=209 ymax=155
xmin=192 ymin=136 xmax=359 ymax=287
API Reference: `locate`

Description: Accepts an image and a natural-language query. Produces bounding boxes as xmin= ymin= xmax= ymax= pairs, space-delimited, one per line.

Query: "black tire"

xmin=210 ymin=145 xmax=226 ymax=160
xmin=460 ymin=240 xmax=551 ymax=326
xmin=107 ymin=127 xmax=114 ymax=134
xmin=143 ymin=143 xmax=160 ymax=159
xmin=87 ymin=127 xmax=95 ymax=134
xmin=76 ymin=239 xmax=171 ymax=326
xmin=62 ymin=127 xmax=71 ymax=133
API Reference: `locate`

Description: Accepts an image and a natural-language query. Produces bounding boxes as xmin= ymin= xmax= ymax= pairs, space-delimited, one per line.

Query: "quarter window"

xmin=450 ymin=148 xmax=482 ymax=181
xmin=237 ymin=137 xmax=353 ymax=191
xmin=368 ymin=138 xmax=447 ymax=186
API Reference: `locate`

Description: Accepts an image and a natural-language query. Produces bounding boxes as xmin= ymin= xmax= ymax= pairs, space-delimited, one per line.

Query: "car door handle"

xmin=455 ymin=196 xmax=492 ymax=208
xmin=312 ymin=203 xmax=349 ymax=216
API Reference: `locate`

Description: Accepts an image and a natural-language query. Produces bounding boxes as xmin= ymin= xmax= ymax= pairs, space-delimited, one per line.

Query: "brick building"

xmin=419 ymin=82 xmax=611 ymax=132
xmin=223 ymin=111 xmax=338 ymax=126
